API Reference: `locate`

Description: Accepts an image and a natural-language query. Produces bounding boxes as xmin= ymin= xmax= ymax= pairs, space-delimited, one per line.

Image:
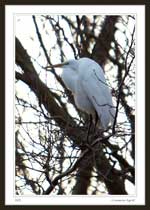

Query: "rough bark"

xmin=92 ymin=16 xmax=119 ymax=66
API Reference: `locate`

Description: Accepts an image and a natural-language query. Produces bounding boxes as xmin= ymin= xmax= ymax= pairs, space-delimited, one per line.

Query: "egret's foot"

xmin=85 ymin=143 xmax=94 ymax=152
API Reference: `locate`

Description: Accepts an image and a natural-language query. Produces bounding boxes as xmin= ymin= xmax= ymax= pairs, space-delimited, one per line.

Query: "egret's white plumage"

xmin=49 ymin=57 xmax=115 ymax=129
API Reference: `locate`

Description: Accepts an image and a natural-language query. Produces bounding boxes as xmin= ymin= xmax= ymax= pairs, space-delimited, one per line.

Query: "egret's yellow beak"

xmin=46 ymin=61 xmax=69 ymax=69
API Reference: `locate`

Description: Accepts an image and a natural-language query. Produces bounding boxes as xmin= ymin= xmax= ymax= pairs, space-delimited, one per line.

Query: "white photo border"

xmin=5 ymin=5 xmax=145 ymax=206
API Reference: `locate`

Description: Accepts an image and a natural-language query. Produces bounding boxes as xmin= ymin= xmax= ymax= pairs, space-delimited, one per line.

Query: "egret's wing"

xmin=82 ymin=64 xmax=115 ymax=129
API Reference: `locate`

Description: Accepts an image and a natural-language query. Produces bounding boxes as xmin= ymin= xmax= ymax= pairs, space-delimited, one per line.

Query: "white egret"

xmin=47 ymin=57 xmax=115 ymax=130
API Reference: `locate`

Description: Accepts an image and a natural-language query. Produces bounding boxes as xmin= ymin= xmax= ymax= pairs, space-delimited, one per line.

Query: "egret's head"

xmin=46 ymin=59 xmax=78 ymax=71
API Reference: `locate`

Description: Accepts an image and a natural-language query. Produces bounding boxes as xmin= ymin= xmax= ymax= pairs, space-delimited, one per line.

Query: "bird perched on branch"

xmin=47 ymin=57 xmax=115 ymax=130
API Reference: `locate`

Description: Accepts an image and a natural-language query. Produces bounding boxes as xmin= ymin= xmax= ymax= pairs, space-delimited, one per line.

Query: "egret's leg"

xmin=94 ymin=111 xmax=99 ymax=132
xmin=86 ymin=114 xmax=93 ymax=143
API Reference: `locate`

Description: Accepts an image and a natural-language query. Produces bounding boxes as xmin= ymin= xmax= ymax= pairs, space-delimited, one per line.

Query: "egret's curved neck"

xmin=61 ymin=67 xmax=77 ymax=93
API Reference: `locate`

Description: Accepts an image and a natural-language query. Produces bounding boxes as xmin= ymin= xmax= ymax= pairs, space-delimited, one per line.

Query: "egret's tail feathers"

xmin=98 ymin=106 xmax=116 ymax=130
